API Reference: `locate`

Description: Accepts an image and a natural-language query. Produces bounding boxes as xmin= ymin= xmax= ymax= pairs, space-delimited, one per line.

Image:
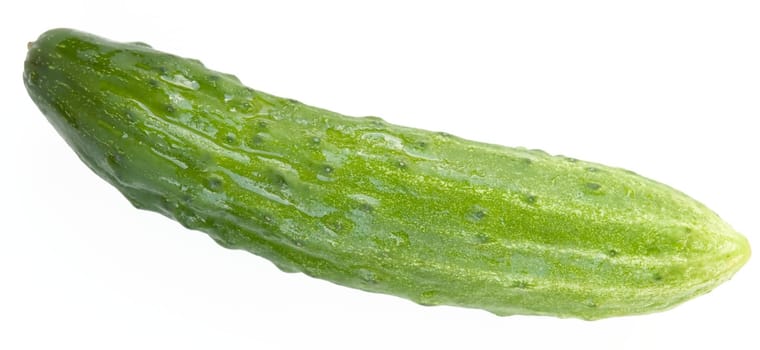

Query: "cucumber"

xmin=24 ymin=28 xmax=750 ymax=320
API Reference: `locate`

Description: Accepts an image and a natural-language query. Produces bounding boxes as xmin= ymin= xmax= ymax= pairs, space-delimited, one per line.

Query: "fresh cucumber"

xmin=24 ymin=28 xmax=750 ymax=320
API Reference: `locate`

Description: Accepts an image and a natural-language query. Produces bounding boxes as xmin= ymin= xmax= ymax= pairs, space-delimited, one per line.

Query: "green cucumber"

xmin=24 ymin=28 xmax=750 ymax=320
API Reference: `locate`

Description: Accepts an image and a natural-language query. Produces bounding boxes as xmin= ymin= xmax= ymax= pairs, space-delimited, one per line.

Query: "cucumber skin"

xmin=24 ymin=28 xmax=750 ymax=320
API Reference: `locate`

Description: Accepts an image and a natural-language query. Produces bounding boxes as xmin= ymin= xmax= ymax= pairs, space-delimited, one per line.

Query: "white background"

xmin=1 ymin=1 xmax=758 ymax=349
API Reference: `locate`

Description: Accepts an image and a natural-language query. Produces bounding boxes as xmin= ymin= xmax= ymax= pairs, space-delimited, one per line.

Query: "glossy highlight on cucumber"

xmin=24 ymin=28 xmax=750 ymax=320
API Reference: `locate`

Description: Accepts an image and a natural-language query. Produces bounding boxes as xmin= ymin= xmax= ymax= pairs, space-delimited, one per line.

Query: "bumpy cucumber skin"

xmin=25 ymin=28 xmax=750 ymax=320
